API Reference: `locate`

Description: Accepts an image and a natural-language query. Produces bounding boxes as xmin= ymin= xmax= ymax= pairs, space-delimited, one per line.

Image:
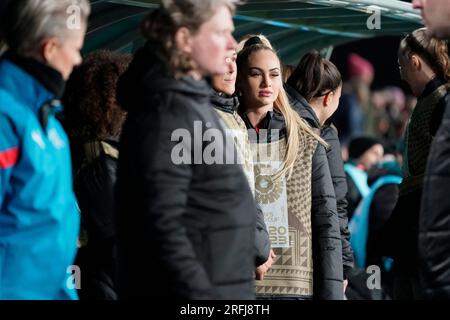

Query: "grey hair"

xmin=3 ymin=0 xmax=90 ymax=57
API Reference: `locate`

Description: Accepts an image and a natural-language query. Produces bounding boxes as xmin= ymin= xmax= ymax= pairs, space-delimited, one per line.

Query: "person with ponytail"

xmin=380 ymin=27 xmax=450 ymax=299
xmin=236 ymin=36 xmax=343 ymax=300
xmin=285 ymin=51 xmax=354 ymax=292
xmin=115 ymin=0 xmax=258 ymax=299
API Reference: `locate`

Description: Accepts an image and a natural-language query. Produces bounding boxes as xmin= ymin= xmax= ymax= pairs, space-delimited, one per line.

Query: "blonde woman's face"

xmin=190 ymin=6 xmax=237 ymax=76
xmin=239 ymin=49 xmax=282 ymax=108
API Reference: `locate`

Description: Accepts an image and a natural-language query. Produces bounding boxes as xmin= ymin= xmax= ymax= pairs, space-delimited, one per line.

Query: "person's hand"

xmin=255 ymin=250 xmax=276 ymax=280
xmin=266 ymin=250 xmax=276 ymax=269
xmin=255 ymin=263 xmax=268 ymax=280
xmin=343 ymin=279 xmax=349 ymax=293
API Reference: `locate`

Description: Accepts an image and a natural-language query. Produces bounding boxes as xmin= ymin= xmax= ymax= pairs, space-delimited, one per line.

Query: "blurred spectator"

xmin=381 ymin=27 xmax=450 ymax=300
xmin=414 ymin=0 xmax=450 ymax=301
xmin=0 ymin=0 xmax=90 ymax=299
xmin=372 ymin=87 xmax=406 ymax=143
xmin=347 ymin=155 xmax=402 ymax=300
xmin=62 ymin=50 xmax=131 ymax=300
xmin=345 ymin=136 xmax=384 ymax=220
xmin=332 ymin=53 xmax=374 ymax=145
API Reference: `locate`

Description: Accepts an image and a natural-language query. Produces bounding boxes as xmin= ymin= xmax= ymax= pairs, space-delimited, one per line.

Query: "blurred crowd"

xmin=1 ymin=0 xmax=450 ymax=301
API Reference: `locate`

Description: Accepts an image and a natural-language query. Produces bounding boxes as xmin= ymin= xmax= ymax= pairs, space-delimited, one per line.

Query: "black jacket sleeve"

xmin=74 ymin=148 xmax=118 ymax=300
xmin=76 ymin=151 xmax=118 ymax=241
xmin=420 ymin=95 xmax=450 ymax=300
xmin=311 ymin=143 xmax=344 ymax=300
xmin=254 ymin=203 xmax=270 ymax=267
xmin=366 ymin=184 xmax=399 ymax=268
xmin=321 ymin=125 xmax=354 ymax=279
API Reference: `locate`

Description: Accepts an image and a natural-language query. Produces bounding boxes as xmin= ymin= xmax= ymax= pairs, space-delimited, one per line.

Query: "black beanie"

xmin=348 ymin=136 xmax=382 ymax=160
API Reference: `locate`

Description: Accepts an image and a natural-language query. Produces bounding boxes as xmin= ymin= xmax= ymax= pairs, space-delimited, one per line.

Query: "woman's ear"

xmin=323 ymin=91 xmax=333 ymax=107
xmin=41 ymin=37 xmax=59 ymax=64
xmin=174 ymin=27 xmax=193 ymax=54
xmin=411 ymin=54 xmax=422 ymax=71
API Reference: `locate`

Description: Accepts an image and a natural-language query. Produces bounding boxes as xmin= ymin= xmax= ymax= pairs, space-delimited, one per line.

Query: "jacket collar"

xmin=238 ymin=104 xmax=286 ymax=142
xmin=0 ymin=53 xmax=64 ymax=117
xmin=420 ymin=77 xmax=445 ymax=100
xmin=4 ymin=51 xmax=65 ymax=99
xmin=211 ymin=90 xmax=239 ymax=113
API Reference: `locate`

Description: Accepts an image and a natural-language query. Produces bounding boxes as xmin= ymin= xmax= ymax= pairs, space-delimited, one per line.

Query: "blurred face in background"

xmin=239 ymin=49 xmax=282 ymax=110
xmin=211 ymin=52 xmax=237 ymax=95
xmin=183 ymin=5 xmax=237 ymax=77
xmin=413 ymin=0 xmax=450 ymax=39
xmin=359 ymin=144 xmax=384 ymax=170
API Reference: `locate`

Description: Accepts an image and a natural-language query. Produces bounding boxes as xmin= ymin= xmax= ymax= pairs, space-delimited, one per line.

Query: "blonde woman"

xmin=236 ymin=36 xmax=343 ymax=300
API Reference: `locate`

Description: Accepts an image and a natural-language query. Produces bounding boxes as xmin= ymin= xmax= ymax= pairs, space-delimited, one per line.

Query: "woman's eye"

xmin=250 ymin=73 xmax=261 ymax=77
xmin=271 ymin=73 xmax=280 ymax=78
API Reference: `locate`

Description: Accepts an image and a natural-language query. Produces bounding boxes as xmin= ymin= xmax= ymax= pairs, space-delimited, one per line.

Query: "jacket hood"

xmin=117 ymin=41 xmax=211 ymax=112
xmin=211 ymin=91 xmax=239 ymax=113
xmin=284 ymin=83 xmax=320 ymax=129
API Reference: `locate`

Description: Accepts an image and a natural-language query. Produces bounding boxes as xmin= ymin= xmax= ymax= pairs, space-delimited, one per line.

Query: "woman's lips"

xmin=259 ymin=90 xmax=273 ymax=97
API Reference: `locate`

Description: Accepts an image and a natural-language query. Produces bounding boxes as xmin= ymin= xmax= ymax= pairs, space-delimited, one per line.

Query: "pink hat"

xmin=348 ymin=53 xmax=374 ymax=78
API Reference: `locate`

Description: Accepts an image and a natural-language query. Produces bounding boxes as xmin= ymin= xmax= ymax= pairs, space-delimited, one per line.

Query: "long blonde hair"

xmin=237 ymin=40 xmax=326 ymax=180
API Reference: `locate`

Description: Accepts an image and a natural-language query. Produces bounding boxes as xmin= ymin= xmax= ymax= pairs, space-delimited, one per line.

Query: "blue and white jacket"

xmin=0 ymin=56 xmax=79 ymax=299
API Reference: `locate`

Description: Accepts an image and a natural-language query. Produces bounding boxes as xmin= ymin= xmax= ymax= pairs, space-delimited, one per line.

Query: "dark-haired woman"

xmin=115 ymin=0 xmax=258 ymax=299
xmin=285 ymin=51 xmax=353 ymax=292
xmin=237 ymin=36 xmax=343 ymax=300
xmin=382 ymin=27 xmax=450 ymax=299
xmin=62 ymin=50 xmax=131 ymax=300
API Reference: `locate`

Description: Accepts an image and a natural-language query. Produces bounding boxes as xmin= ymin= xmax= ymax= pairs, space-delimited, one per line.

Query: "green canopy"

xmin=86 ymin=0 xmax=423 ymax=64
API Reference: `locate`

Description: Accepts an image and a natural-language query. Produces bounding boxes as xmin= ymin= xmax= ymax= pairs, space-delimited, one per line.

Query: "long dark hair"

xmin=287 ymin=50 xmax=342 ymax=102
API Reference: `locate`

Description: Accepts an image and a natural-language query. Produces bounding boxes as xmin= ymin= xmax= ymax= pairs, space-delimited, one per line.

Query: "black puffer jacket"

xmin=420 ymin=93 xmax=450 ymax=300
xmin=286 ymin=84 xmax=354 ymax=279
xmin=72 ymin=138 xmax=119 ymax=300
xmin=239 ymin=107 xmax=343 ymax=300
xmin=115 ymin=42 xmax=257 ymax=300
xmin=211 ymin=92 xmax=270 ymax=267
